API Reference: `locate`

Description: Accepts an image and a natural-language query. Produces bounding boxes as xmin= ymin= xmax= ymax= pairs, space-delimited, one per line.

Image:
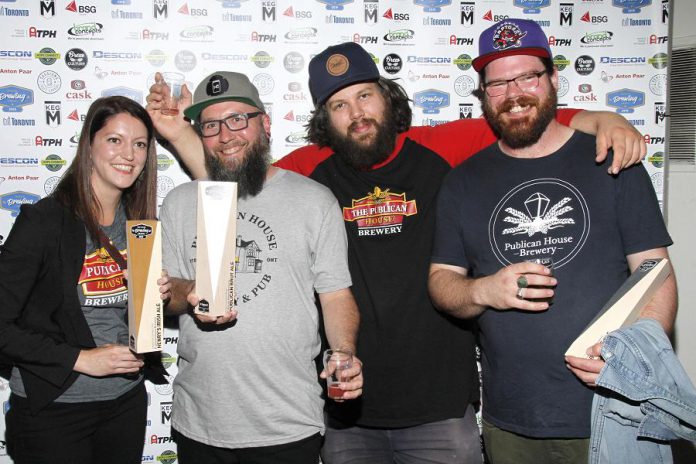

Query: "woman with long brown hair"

xmin=0 ymin=96 xmax=158 ymax=463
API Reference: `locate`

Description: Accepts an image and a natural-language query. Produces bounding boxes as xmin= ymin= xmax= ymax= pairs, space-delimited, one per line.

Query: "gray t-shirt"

xmin=10 ymin=204 xmax=141 ymax=401
xmin=160 ymin=169 xmax=351 ymax=448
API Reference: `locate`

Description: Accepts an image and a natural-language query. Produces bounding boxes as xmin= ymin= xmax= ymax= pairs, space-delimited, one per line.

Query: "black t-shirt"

xmin=432 ymin=132 xmax=672 ymax=438
xmin=310 ymin=138 xmax=479 ymax=427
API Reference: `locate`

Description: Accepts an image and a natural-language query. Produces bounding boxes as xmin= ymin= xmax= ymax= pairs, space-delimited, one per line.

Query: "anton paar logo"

xmin=489 ymin=178 xmax=589 ymax=268
xmin=343 ymin=187 xmax=417 ymax=237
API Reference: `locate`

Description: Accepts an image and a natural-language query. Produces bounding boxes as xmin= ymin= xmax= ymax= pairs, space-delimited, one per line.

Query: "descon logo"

xmin=413 ymin=89 xmax=449 ymax=114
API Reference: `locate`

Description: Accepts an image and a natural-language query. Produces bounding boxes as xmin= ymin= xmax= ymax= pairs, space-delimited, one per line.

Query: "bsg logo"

xmin=66 ymin=1 xmax=96 ymax=14
xmin=580 ymin=12 xmax=607 ymax=23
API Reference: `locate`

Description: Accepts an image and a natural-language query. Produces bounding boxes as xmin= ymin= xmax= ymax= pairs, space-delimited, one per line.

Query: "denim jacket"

xmin=589 ymin=318 xmax=696 ymax=464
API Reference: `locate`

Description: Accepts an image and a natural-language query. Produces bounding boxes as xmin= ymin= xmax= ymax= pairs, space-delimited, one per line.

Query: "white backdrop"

xmin=0 ymin=0 xmax=668 ymax=461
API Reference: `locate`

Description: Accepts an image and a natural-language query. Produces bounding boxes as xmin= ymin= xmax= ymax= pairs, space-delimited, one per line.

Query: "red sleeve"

xmin=273 ymin=144 xmax=333 ymax=177
xmin=557 ymin=107 xmax=582 ymax=127
xmin=404 ymin=118 xmax=497 ymax=167
xmin=404 ymin=108 xmax=584 ymax=167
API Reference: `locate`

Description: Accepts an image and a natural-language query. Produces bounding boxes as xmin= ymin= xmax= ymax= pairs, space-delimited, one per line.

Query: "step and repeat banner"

xmin=0 ymin=0 xmax=668 ymax=461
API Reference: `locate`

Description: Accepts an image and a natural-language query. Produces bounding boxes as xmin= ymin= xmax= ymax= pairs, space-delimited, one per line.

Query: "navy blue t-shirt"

xmin=432 ymin=131 xmax=672 ymax=438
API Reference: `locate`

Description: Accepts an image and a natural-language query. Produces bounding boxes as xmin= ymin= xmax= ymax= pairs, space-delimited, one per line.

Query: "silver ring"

xmin=516 ymin=288 xmax=525 ymax=300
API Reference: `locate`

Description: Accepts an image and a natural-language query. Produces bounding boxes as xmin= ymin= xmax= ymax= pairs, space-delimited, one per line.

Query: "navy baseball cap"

xmin=472 ymin=18 xmax=552 ymax=72
xmin=308 ymin=42 xmax=380 ymax=107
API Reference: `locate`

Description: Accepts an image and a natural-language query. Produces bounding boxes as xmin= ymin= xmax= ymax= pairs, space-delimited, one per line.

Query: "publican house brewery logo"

xmin=343 ymin=187 xmax=417 ymax=236
xmin=489 ymin=179 xmax=589 ymax=268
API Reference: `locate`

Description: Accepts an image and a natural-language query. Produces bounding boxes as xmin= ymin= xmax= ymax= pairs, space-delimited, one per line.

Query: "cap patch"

xmin=326 ymin=53 xmax=350 ymax=77
xmin=493 ymin=22 xmax=528 ymax=51
xmin=206 ymin=74 xmax=229 ymax=96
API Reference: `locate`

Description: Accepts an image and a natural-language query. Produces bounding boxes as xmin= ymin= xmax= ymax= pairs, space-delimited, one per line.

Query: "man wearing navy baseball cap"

xmin=429 ymin=18 xmax=676 ymax=464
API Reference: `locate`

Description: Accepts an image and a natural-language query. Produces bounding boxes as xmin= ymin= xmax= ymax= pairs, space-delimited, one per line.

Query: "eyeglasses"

xmin=199 ymin=111 xmax=263 ymax=137
xmin=482 ymin=70 xmax=548 ymax=97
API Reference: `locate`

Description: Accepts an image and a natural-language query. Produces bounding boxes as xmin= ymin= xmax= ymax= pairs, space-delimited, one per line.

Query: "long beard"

xmin=204 ymin=132 xmax=271 ymax=198
xmin=482 ymin=90 xmax=557 ymax=149
xmin=326 ymin=111 xmax=398 ymax=171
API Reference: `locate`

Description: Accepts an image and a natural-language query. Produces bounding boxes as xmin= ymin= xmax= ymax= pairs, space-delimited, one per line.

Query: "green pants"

xmin=482 ymin=419 xmax=589 ymax=464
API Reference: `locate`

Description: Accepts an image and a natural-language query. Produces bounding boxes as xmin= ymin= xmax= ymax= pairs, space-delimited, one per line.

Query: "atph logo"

xmin=560 ymin=3 xmax=573 ymax=27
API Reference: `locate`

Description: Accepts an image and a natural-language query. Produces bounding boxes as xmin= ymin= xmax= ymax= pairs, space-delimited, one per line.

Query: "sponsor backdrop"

xmin=0 ymin=0 xmax=668 ymax=461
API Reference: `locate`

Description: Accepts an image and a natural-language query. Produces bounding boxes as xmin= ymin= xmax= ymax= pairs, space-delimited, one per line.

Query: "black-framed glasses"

xmin=482 ymin=70 xmax=548 ymax=97
xmin=199 ymin=111 xmax=263 ymax=137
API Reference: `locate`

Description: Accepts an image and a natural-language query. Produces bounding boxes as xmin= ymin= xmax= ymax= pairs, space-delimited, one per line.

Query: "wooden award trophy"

xmin=127 ymin=220 xmax=163 ymax=353
xmin=195 ymin=181 xmax=238 ymax=317
xmin=565 ymin=258 xmax=671 ymax=358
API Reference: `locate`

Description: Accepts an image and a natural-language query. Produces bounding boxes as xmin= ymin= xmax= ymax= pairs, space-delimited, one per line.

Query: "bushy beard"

xmin=326 ymin=111 xmax=398 ymax=171
xmin=482 ymin=89 xmax=557 ymax=149
xmin=204 ymin=132 xmax=271 ymax=198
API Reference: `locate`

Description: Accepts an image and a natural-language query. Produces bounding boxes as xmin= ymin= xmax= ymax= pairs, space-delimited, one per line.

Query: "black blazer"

xmin=0 ymin=197 xmax=96 ymax=412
